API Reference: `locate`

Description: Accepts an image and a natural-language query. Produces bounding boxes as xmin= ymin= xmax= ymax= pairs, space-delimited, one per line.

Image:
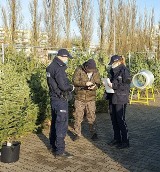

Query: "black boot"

xmin=108 ymin=139 xmax=121 ymax=147
xmin=73 ymin=134 xmax=80 ymax=141
xmin=91 ymin=133 xmax=98 ymax=141
xmin=89 ymin=124 xmax=98 ymax=141
xmin=116 ymin=140 xmax=130 ymax=149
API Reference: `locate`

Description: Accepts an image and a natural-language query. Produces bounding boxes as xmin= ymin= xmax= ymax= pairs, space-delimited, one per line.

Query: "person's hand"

xmin=88 ymin=84 xmax=96 ymax=90
xmin=86 ymin=81 xmax=93 ymax=86
xmin=71 ymin=85 xmax=75 ymax=92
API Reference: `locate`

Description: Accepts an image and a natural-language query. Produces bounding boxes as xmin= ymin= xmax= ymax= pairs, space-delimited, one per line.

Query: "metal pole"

xmin=128 ymin=51 xmax=131 ymax=69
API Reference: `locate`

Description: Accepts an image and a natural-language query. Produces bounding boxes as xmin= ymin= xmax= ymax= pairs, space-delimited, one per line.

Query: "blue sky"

xmin=0 ymin=0 xmax=159 ymax=44
xmin=0 ymin=0 xmax=159 ymax=25
xmin=136 ymin=0 xmax=159 ymax=22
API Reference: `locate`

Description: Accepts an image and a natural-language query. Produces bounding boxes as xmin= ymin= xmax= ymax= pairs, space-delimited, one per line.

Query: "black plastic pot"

xmin=1 ymin=141 xmax=21 ymax=163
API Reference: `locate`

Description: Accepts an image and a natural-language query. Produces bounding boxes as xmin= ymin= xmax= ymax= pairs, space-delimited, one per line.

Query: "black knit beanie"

xmin=83 ymin=59 xmax=96 ymax=72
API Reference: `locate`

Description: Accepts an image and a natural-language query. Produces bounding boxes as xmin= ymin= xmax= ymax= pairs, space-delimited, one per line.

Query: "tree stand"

xmin=129 ymin=86 xmax=155 ymax=105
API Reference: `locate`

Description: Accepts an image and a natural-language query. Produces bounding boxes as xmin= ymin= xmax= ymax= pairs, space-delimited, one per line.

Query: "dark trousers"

xmin=49 ymin=99 xmax=68 ymax=155
xmin=109 ymin=102 xmax=129 ymax=143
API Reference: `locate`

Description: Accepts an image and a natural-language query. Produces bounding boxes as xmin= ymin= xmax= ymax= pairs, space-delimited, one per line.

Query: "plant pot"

xmin=1 ymin=141 xmax=21 ymax=163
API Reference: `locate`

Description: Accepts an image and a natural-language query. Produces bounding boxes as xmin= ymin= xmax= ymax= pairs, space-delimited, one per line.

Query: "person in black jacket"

xmin=106 ymin=55 xmax=131 ymax=149
xmin=46 ymin=49 xmax=74 ymax=158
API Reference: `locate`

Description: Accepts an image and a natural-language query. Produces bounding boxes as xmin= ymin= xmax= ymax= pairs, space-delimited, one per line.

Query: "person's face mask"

xmin=63 ymin=57 xmax=68 ymax=65
xmin=112 ymin=62 xmax=120 ymax=68
xmin=64 ymin=59 xmax=68 ymax=64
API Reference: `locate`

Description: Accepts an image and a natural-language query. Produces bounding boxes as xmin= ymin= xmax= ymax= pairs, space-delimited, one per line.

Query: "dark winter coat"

xmin=46 ymin=57 xmax=73 ymax=101
xmin=109 ymin=64 xmax=131 ymax=104
xmin=72 ymin=65 xmax=101 ymax=102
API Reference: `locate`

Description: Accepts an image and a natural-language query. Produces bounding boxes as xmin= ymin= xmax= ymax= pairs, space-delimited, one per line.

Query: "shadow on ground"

xmin=76 ymin=100 xmax=160 ymax=172
xmin=34 ymin=97 xmax=160 ymax=172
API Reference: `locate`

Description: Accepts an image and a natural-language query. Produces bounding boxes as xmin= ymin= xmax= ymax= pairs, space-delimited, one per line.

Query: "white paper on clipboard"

xmin=102 ymin=78 xmax=114 ymax=93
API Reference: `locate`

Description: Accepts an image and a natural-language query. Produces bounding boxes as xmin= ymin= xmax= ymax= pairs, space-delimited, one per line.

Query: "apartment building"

xmin=0 ymin=27 xmax=53 ymax=61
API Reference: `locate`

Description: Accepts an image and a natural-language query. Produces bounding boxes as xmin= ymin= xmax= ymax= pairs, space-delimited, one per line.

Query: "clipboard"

xmin=102 ymin=78 xmax=114 ymax=93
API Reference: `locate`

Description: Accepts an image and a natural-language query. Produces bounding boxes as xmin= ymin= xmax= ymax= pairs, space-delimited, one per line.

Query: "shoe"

xmin=48 ymin=145 xmax=57 ymax=152
xmin=48 ymin=148 xmax=57 ymax=156
xmin=91 ymin=133 xmax=98 ymax=141
xmin=73 ymin=134 xmax=80 ymax=141
xmin=108 ymin=139 xmax=121 ymax=147
xmin=116 ymin=142 xmax=129 ymax=149
xmin=55 ymin=152 xmax=73 ymax=159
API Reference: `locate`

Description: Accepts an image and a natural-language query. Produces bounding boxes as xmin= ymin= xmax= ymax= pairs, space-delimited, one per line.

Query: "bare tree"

xmin=128 ymin=0 xmax=137 ymax=52
xmin=0 ymin=0 xmax=157 ymax=55
xmin=29 ymin=0 xmax=41 ymax=46
xmin=148 ymin=8 xmax=154 ymax=51
xmin=43 ymin=0 xmax=50 ymax=36
xmin=1 ymin=7 xmax=9 ymax=43
xmin=1 ymin=0 xmax=22 ymax=44
xmin=157 ymin=22 xmax=160 ymax=59
xmin=43 ymin=0 xmax=61 ymax=47
xmin=74 ymin=0 xmax=93 ymax=50
xmin=10 ymin=0 xmax=16 ymax=44
xmin=105 ymin=0 xmax=156 ymax=55
xmin=1 ymin=7 xmax=8 ymax=30
xmin=97 ymin=0 xmax=107 ymax=52
xmin=106 ymin=0 xmax=114 ymax=54
xmin=63 ymin=0 xmax=72 ymax=48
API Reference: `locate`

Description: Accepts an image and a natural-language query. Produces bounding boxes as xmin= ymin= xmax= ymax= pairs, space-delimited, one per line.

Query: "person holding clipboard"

xmin=104 ymin=55 xmax=131 ymax=149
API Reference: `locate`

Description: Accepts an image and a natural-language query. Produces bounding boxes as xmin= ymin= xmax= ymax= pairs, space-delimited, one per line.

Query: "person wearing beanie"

xmin=72 ymin=59 xmax=101 ymax=141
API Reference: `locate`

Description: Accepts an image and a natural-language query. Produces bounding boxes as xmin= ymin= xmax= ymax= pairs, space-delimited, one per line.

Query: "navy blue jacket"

xmin=110 ymin=64 xmax=131 ymax=104
xmin=46 ymin=57 xmax=73 ymax=100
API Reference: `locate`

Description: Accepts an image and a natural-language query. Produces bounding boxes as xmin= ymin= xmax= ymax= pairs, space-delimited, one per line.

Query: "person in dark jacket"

xmin=72 ymin=59 xmax=101 ymax=141
xmin=46 ymin=49 xmax=74 ymax=158
xmin=106 ymin=55 xmax=131 ymax=149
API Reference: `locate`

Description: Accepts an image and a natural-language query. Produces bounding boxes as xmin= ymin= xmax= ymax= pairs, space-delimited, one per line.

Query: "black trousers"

xmin=50 ymin=99 xmax=68 ymax=155
xmin=109 ymin=102 xmax=129 ymax=143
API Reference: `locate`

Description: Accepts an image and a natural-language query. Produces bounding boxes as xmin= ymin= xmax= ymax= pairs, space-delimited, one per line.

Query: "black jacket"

xmin=109 ymin=64 xmax=131 ymax=104
xmin=46 ymin=57 xmax=73 ymax=100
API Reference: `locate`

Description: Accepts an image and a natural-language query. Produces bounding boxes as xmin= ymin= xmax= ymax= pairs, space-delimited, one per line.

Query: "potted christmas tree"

xmin=0 ymin=62 xmax=38 ymax=163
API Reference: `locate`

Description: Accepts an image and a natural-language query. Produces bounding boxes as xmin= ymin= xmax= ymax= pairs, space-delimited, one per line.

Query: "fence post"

xmin=128 ymin=51 xmax=131 ymax=69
